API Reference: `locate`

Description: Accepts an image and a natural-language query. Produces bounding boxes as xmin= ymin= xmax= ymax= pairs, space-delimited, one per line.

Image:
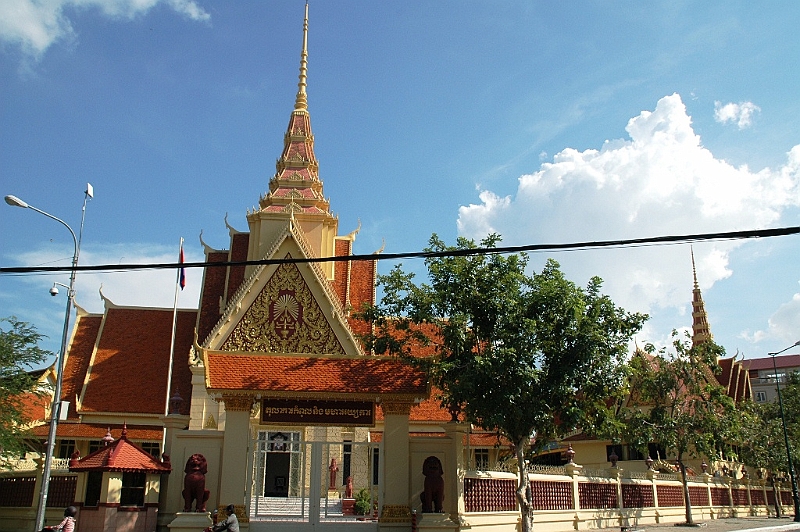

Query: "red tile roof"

xmin=18 ymin=392 xmax=49 ymax=426
xmin=61 ymin=314 xmax=102 ymax=419
xmin=227 ymin=232 xmax=250 ymax=299
xmin=198 ymin=251 xmax=229 ymax=342
xmin=30 ymin=423 xmax=164 ymax=441
xmin=743 ymin=354 xmax=800 ymax=371
xmin=204 ymin=352 xmax=428 ymax=398
xmin=80 ymin=307 xmax=196 ymax=416
xmin=69 ymin=428 xmax=171 ymax=474
xmin=332 ymin=238 xmax=351 ymax=309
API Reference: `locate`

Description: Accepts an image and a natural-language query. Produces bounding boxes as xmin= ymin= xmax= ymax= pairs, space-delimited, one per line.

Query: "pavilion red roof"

xmin=69 ymin=427 xmax=171 ymax=474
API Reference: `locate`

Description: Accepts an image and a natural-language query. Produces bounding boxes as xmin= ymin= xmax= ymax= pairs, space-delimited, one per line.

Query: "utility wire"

xmin=1 ymin=226 xmax=798 ymax=276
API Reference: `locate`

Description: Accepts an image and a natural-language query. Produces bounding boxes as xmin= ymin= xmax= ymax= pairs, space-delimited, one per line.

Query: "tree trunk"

xmin=516 ymin=443 xmax=533 ymax=532
xmin=678 ymin=457 xmax=695 ymax=525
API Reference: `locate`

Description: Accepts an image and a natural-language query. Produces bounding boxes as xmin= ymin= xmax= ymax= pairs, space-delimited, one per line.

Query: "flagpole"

xmin=162 ymin=237 xmax=184 ymax=451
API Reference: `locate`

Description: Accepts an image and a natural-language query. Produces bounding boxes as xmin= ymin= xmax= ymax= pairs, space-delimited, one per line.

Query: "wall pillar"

xmin=217 ymin=395 xmax=254 ymax=510
xmin=379 ymin=401 xmax=413 ymax=529
xmin=442 ymin=422 xmax=469 ymax=527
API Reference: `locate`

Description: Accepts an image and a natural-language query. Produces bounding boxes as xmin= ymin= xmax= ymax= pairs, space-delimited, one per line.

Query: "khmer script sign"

xmin=261 ymin=398 xmax=375 ymax=426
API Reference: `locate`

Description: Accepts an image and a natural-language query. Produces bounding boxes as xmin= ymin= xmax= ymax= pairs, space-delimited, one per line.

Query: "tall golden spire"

xmin=294 ymin=2 xmax=309 ymax=112
xmin=249 ymin=0 xmax=337 ymax=271
xmin=690 ymin=247 xmax=713 ymax=347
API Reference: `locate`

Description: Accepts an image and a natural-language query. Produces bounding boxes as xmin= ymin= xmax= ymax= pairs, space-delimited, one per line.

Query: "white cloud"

xmin=714 ymin=100 xmax=761 ymax=129
xmin=0 ymin=0 xmax=209 ymax=59
xmin=457 ymin=93 xmax=800 ymax=345
xmin=746 ymin=291 xmax=800 ymax=346
xmin=9 ymin=243 xmax=201 ymax=314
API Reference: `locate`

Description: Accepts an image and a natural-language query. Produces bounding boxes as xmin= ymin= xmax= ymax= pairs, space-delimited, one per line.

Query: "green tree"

xmin=0 ymin=317 xmax=51 ymax=459
xmin=623 ymin=333 xmax=735 ymax=525
xmin=359 ymin=235 xmax=646 ymax=532
xmin=736 ymin=399 xmax=791 ymax=516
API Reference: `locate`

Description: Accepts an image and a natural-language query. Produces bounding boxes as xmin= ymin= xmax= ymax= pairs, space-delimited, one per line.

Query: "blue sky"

xmin=1 ymin=1 xmax=799 ymax=364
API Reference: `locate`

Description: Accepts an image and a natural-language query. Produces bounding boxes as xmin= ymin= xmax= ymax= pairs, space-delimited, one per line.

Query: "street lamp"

xmin=4 ymin=186 xmax=92 ymax=532
xmin=769 ymin=340 xmax=800 ymax=522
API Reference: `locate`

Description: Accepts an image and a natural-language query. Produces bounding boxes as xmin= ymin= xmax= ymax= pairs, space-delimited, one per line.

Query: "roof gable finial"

xmin=294 ymin=2 xmax=309 ymax=112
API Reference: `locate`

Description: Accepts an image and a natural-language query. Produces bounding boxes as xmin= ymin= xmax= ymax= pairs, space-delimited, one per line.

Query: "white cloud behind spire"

xmin=458 ymin=93 xmax=800 ymax=347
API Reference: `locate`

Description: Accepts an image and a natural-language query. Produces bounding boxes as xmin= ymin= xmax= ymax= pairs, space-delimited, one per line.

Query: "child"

xmin=51 ymin=506 xmax=78 ymax=532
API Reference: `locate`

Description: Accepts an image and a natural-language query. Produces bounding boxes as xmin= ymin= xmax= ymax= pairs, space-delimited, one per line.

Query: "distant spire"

xmin=690 ymin=247 xmax=713 ymax=347
xmin=294 ymin=2 xmax=309 ymax=112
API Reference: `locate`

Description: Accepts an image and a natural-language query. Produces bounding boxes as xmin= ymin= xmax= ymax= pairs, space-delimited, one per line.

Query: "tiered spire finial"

xmin=294 ymin=2 xmax=309 ymax=112
xmin=690 ymin=247 xmax=713 ymax=347
xmin=254 ymin=2 xmax=332 ymax=218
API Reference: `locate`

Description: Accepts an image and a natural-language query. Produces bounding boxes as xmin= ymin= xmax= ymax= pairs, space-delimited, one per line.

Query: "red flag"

xmin=179 ymin=244 xmax=186 ymax=290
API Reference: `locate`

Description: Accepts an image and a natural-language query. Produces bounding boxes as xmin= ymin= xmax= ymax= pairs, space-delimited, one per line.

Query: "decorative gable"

xmin=220 ymin=257 xmax=346 ymax=355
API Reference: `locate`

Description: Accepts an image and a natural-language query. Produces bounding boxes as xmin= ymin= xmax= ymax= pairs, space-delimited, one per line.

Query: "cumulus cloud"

xmin=714 ymin=100 xmax=761 ymax=129
xmin=747 ymin=291 xmax=800 ymax=346
xmin=0 ymin=0 xmax=209 ymax=59
xmin=457 ymin=93 xmax=800 ymax=345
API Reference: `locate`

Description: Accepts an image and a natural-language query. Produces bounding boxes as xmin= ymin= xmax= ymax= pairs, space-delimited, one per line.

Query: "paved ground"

xmin=611 ymin=517 xmax=800 ymax=532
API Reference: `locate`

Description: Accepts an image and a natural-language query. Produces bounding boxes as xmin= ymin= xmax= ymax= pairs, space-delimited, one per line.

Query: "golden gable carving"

xmin=221 ymin=261 xmax=346 ymax=355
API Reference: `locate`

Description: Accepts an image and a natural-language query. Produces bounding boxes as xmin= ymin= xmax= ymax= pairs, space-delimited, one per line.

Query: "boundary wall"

xmin=458 ymin=465 xmax=794 ymax=532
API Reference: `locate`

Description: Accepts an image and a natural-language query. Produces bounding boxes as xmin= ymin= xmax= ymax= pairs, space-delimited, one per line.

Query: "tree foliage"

xmin=736 ymin=372 xmax=800 ymax=516
xmin=358 ymin=234 xmax=646 ymax=532
xmin=0 ymin=317 xmax=51 ymax=459
xmin=622 ymin=332 xmax=735 ymax=525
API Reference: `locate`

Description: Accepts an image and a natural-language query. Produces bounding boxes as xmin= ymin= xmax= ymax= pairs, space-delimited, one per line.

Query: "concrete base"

xmin=417 ymin=512 xmax=459 ymax=531
xmin=168 ymin=512 xmax=212 ymax=532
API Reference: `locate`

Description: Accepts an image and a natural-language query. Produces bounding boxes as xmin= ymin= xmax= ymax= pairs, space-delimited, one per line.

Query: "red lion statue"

xmin=420 ymin=455 xmax=444 ymax=513
xmin=182 ymin=453 xmax=210 ymax=512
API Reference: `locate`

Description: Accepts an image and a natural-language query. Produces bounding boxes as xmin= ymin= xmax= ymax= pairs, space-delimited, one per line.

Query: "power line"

xmin=1 ymin=226 xmax=798 ymax=276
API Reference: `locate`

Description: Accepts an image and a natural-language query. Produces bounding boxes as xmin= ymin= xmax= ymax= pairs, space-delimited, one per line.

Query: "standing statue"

xmin=182 ymin=453 xmax=210 ymax=512
xmin=420 ymin=455 xmax=444 ymax=513
xmin=328 ymin=457 xmax=339 ymax=490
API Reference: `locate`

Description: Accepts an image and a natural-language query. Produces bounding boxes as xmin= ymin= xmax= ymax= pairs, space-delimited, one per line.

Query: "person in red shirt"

xmin=52 ymin=506 xmax=77 ymax=532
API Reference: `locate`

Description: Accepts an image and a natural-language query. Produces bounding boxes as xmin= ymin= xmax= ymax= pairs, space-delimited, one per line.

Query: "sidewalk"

xmin=610 ymin=517 xmax=800 ymax=532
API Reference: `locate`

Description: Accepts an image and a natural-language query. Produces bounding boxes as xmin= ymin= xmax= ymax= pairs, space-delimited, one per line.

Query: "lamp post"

xmin=4 ymin=186 xmax=92 ymax=532
xmin=769 ymin=340 xmax=800 ymax=522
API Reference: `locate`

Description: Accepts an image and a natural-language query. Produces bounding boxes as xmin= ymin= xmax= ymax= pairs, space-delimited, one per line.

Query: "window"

xmin=57 ymin=440 xmax=75 ymax=459
xmin=140 ymin=442 xmax=160 ymax=458
xmin=755 ymin=391 xmax=767 ymax=402
xmin=474 ymin=449 xmax=489 ymax=471
xmin=120 ymin=472 xmax=146 ymax=507
xmin=604 ymin=443 xmax=660 ymax=462
xmin=372 ymin=448 xmax=380 ymax=485
xmin=89 ymin=441 xmax=103 ymax=454
xmin=343 ymin=440 xmax=352 ymax=484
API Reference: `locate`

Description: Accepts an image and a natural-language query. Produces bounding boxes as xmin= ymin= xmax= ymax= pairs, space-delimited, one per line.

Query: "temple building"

xmin=2 ymin=7 xmax=776 ymax=532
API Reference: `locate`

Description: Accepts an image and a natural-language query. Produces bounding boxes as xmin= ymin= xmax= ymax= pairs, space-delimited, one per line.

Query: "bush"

xmin=354 ymin=488 xmax=372 ymax=515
